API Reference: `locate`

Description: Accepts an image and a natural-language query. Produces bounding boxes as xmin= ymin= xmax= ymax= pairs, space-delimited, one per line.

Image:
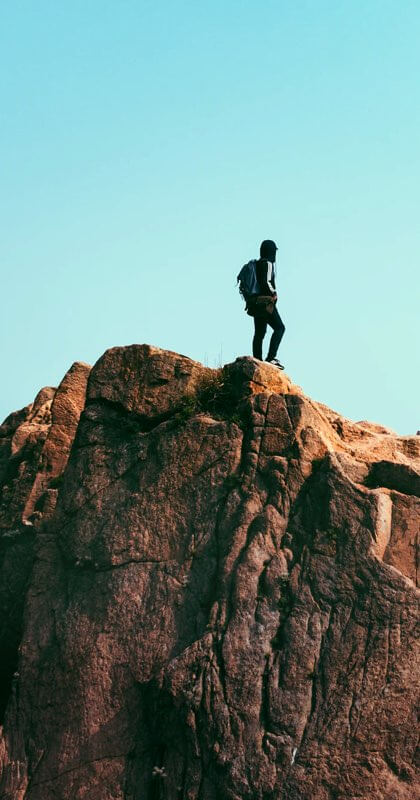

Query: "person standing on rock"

xmin=237 ymin=239 xmax=286 ymax=369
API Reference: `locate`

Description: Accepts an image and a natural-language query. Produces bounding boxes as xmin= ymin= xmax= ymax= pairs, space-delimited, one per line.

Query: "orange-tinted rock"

xmin=22 ymin=361 xmax=91 ymax=521
xmin=0 ymin=386 xmax=55 ymax=530
xmin=0 ymin=361 xmax=90 ymax=530
xmin=0 ymin=347 xmax=418 ymax=800
xmin=87 ymin=344 xmax=208 ymax=418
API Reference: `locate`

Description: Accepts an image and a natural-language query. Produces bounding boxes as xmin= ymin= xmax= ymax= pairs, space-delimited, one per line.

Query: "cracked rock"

xmin=0 ymin=344 xmax=418 ymax=800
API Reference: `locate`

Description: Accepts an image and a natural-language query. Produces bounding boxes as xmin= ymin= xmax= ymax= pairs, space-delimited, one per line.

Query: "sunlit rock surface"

xmin=0 ymin=345 xmax=418 ymax=799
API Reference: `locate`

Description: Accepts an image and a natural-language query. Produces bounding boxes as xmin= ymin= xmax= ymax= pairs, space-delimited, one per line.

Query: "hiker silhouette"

xmin=237 ymin=240 xmax=285 ymax=369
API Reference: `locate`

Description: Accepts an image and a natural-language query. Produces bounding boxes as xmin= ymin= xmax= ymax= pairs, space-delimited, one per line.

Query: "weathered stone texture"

xmin=0 ymin=345 xmax=418 ymax=800
xmin=0 ymin=361 xmax=90 ymax=744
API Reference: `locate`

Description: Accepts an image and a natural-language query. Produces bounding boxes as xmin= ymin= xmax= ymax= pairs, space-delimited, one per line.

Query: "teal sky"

xmin=1 ymin=0 xmax=419 ymax=434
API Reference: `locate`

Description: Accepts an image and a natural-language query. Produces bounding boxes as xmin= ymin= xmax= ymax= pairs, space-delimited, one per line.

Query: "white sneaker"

xmin=266 ymin=358 xmax=285 ymax=370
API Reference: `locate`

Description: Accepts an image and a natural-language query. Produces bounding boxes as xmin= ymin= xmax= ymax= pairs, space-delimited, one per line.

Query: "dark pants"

xmin=252 ymin=306 xmax=285 ymax=361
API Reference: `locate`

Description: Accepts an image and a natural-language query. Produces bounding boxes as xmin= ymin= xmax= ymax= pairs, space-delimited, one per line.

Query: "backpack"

xmin=237 ymin=260 xmax=259 ymax=301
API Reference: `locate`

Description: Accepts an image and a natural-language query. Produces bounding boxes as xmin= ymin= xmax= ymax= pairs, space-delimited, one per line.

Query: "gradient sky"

xmin=1 ymin=0 xmax=419 ymax=434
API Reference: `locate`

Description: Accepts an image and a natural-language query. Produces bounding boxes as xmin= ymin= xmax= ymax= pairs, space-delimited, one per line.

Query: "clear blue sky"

xmin=1 ymin=0 xmax=419 ymax=434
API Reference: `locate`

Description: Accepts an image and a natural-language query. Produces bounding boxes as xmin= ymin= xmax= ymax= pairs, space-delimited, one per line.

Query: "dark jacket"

xmin=256 ymin=259 xmax=276 ymax=296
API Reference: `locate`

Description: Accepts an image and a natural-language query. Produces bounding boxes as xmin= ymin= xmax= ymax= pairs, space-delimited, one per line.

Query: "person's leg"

xmin=266 ymin=308 xmax=285 ymax=361
xmin=253 ymin=316 xmax=267 ymax=360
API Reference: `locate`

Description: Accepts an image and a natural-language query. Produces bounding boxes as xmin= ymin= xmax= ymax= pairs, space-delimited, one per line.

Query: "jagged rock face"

xmin=0 ymin=345 xmax=418 ymax=800
xmin=0 ymin=362 xmax=90 ymax=731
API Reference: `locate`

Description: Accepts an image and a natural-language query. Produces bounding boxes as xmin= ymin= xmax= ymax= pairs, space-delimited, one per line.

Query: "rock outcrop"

xmin=0 ymin=345 xmax=418 ymax=800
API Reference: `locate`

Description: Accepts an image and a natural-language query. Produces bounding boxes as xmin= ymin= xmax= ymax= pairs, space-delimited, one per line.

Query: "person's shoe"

xmin=266 ymin=358 xmax=285 ymax=370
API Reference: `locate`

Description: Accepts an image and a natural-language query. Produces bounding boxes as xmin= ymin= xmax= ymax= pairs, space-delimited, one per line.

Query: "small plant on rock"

xmin=173 ymin=367 xmax=246 ymax=428
xmin=152 ymin=766 xmax=166 ymax=778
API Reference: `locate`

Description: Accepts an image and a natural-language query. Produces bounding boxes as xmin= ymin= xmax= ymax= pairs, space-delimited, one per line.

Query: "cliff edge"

xmin=0 ymin=345 xmax=419 ymax=800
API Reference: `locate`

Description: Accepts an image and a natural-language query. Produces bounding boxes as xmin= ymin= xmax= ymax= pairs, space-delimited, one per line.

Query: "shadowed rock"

xmin=0 ymin=345 xmax=418 ymax=800
xmin=0 ymin=361 xmax=90 ymax=733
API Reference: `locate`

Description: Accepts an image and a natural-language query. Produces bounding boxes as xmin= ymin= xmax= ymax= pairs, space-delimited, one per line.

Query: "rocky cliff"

xmin=0 ymin=345 xmax=418 ymax=800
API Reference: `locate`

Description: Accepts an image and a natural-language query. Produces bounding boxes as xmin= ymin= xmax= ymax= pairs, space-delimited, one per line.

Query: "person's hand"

xmin=272 ymin=293 xmax=277 ymax=302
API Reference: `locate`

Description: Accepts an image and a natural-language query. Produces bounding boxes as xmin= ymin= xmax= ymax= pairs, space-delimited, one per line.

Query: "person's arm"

xmin=267 ymin=261 xmax=276 ymax=296
xmin=257 ymin=259 xmax=277 ymax=297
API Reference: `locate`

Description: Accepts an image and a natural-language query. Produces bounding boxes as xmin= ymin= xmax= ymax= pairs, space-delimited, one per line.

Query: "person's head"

xmin=260 ymin=239 xmax=278 ymax=262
